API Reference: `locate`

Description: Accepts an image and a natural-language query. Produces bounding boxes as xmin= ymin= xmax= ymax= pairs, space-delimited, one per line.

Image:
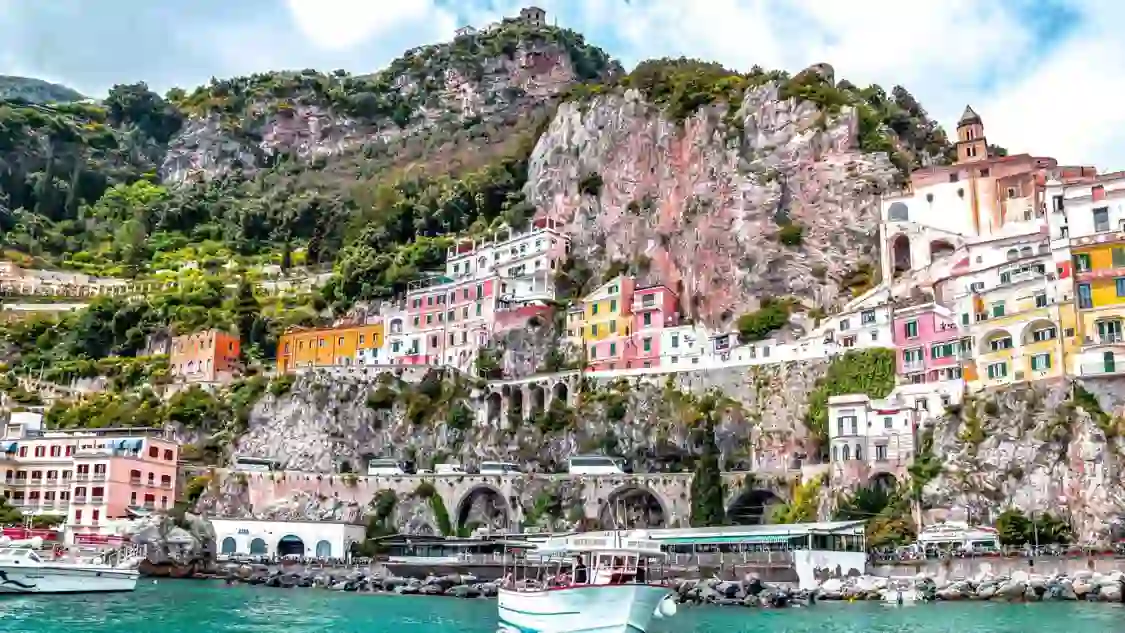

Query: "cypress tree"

xmin=690 ymin=393 xmax=727 ymax=527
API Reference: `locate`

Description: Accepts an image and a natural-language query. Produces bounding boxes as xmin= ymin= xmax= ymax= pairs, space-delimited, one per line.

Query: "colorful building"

xmin=169 ymin=328 xmax=241 ymax=383
xmin=827 ymin=393 xmax=917 ymax=489
xmin=276 ymin=321 xmax=385 ymax=373
xmin=0 ymin=413 xmax=180 ymax=543
xmin=581 ymin=276 xmax=636 ymax=371
xmin=892 ymin=302 xmax=967 ymax=385
xmin=1052 ymin=173 xmax=1125 ymax=377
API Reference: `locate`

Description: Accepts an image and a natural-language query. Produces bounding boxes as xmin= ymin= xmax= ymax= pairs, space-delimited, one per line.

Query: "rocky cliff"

xmin=921 ymin=379 xmax=1125 ymax=542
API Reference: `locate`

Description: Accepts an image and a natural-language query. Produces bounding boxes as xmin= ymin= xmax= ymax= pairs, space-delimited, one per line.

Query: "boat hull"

xmin=0 ymin=564 xmax=139 ymax=594
xmin=498 ymin=584 xmax=673 ymax=633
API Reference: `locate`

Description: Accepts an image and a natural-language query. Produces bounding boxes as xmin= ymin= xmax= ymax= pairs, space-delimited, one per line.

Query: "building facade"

xmin=169 ymin=329 xmax=241 ymax=383
xmin=827 ymin=393 xmax=918 ymax=488
xmin=0 ymin=414 xmax=179 ymax=540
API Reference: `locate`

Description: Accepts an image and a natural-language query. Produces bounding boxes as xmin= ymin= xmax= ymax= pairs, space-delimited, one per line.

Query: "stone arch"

xmin=868 ymin=472 xmax=898 ymax=493
xmin=509 ymin=388 xmax=525 ymax=424
xmin=277 ymin=534 xmax=305 ymax=557
xmin=599 ymin=485 xmax=668 ymax=529
xmin=552 ymin=381 xmax=569 ymax=404
xmin=887 ymin=201 xmax=909 ymax=222
xmin=528 ymin=383 xmax=546 ymax=417
xmin=220 ymin=537 xmax=236 ymax=555
xmin=727 ymin=489 xmax=784 ymax=525
xmin=1019 ymin=246 xmax=1033 ymax=258
xmin=1022 ymin=318 xmax=1058 ymax=345
xmin=929 ymin=239 xmax=956 ymax=261
xmin=315 ymin=539 xmax=332 ymax=558
xmin=890 ymin=234 xmax=911 ymax=277
xmin=486 ymin=391 xmax=502 ymax=424
xmin=979 ymin=327 xmax=1014 ymax=356
xmin=1006 ymin=248 xmax=1019 ymax=261
xmin=249 ymin=538 xmax=267 ymax=555
xmin=455 ymin=485 xmax=511 ymax=533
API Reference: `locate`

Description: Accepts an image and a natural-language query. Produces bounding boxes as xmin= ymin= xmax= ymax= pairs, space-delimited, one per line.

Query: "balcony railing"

xmin=1079 ymin=362 xmax=1125 ymax=378
xmin=89 ymin=496 xmax=104 ymax=504
xmin=73 ymin=496 xmax=87 ymax=504
xmin=129 ymin=477 xmax=141 ymax=485
xmin=902 ymin=361 xmax=925 ymax=373
xmin=160 ymin=481 xmax=173 ymax=489
xmin=74 ymin=473 xmax=89 ymax=481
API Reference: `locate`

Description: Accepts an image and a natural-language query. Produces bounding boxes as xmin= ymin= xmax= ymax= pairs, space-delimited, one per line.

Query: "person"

xmin=573 ymin=555 xmax=588 ymax=584
xmin=636 ymin=560 xmax=647 ymax=584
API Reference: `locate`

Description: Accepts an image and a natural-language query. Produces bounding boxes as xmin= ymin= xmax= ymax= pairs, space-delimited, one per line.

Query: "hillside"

xmin=0 ymin=75 xmax=84 ymax=103
xmin=0 ymin=16 xmax=964 ymax=536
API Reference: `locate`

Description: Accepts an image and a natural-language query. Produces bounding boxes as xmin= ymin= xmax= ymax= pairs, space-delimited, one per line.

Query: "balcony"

xmin=89 ymin=496 xmax=105 ymax=505
xmin=129 ymin=477 xmax=141 ymax=486
xmin=902 ymin=361 xmax=925 ymax=373
xmin=73 ymin=496 xmax=87 ymax=504
xmin=91 ymin=473 xmax=107 ymax=481
xmin=160 ymin=481 xmax=173 ymax=489
xmin=73 ymin=473 xmax=90 ymax=481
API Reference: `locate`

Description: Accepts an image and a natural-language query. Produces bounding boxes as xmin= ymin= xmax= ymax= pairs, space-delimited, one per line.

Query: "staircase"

xmin=106 ymin=542 xmax=149 ymax=569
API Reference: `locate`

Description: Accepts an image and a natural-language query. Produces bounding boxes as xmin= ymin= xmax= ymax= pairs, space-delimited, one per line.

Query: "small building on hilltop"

xmin=169 ymin=329 xmax=241 ymax=384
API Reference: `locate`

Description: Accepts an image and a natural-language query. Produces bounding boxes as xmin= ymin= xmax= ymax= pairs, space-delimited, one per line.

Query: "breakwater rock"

xmin=220 ymin=564 xmax=501 ymax=598
xmin=817 ymin=570 xmax=1125 ymax=603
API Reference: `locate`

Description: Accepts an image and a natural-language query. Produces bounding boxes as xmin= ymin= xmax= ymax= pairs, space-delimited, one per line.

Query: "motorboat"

xmin=0 ymin=544 xmax=140 ymax=594
xmin=498 ymin=531 xmax=678 ymax=633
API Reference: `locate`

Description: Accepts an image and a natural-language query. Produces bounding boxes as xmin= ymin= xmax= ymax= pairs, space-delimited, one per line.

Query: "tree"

xmin=689 ymin=393 xmax=726 ymax=527
xmin=232 ymin=282 xmax=261 ymax=353
xmin=0 ymin=497 xmax=23 ymax=525
xmin=995 ymin=508 xmax=1070 ymax=546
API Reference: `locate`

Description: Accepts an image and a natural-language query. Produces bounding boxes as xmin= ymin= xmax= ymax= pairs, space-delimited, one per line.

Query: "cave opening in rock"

xmin=727 ymin=489 xmax=784 ymax=525
xmin=598 ymin=486 xmax=667 ymax=529
xmin=529 ymin=384 xmax=545 ymax=417
xmin=457 ymin=486 xmax=510 ymax=535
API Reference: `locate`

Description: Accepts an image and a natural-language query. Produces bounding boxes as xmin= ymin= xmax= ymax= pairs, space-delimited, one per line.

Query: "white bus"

xmin=233 ymin=456 xmax=280 ymax=473
xmin=435 ymin=463 xmax=467 ymax=475
xmin=916 ymin=521 xmax=1000 ymax=552
xmin=567 ymin=455 xmax=627 ymax=475
xmin=367 ymin=458 xmax=408 ymax=475
xmin=479 ymin=461 xmax=521 ymax=475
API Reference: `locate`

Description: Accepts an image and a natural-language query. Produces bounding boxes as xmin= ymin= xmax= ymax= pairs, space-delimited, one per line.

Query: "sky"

xmin=0 ymin=0 xmax=1120 ymax=170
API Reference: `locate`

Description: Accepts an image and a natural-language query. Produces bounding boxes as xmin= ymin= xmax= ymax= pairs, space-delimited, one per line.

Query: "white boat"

xmin=498 ymin=531 xmax=678 ymax=633
xmin=0 ymin=546 xmax=139 ymax=594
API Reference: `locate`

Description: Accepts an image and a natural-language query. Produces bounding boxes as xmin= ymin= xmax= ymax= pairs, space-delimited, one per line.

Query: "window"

xmin=475 ymin=303 xmax=482 ymax=317
xmin=883 ymin=416 xmax=892 ymax=429
xmin=1075 ymin=253 xmax=1092 ymax=272
xmin=991 ymin=302 xmax=1005 ymax=318
xmin=836 ymin=419 xmax=844 ymax=436
xmin=1097 ymin=319 xmax=1123 ymax=343
xmin=592 ymin=304 xmax=599 ymax=315
xmin=1032 ymin=328 xmax=1057 ymax=342
xmin=610 ymin=299 xmax=617 ymax=312
xmin=839 ymin=319 xmax=850 ymax=331
xmin=590 ymin=346 xmax=597 ymax=359
xmin=318 ymin=338 xmax=325 ymax=347
xmin=591 ymin=324 xmax=599 ymax=336
xmin=905 ymin=320 xmax=919 ymax=338
xmin=903 ymin=348 xmax=923 ymax=365
xmin=979 ymin=168 xmax=990 ymax=177
xmin=931 ymin=342 xmax=955 ymax=358
xmin=832 ymin=446 xmax=838 ymax=461
xmin=609 ymin=285 xmax=618 ymax=294
xmin=855 ymin=444 xmax=863 ymax=461
xmin=861 ymin=310 xmax=876 ymax=325
xmin=986 ymin=362 xmax=1008 ymax=379
xmin=875 ymin=445 xmax=887 ymax=461
xmin=609 ymin=319 xmax=617 ymax=332
xmin=1031 ymin=353 xmax=1052 ymax=372
xmin=671 ymin=334 xmax=679 ymax=348
xmin=1078 ymin=283 xmax=1093 ymax=309
xmin=148 ymin=446 xmax=158 ymax=458
xmin=643 ymin=313 xmax=652 ymax=326
xmin=850 ymin=417 xmax=858 ymax=435
xmin=989 ymin=336 xmax=1013 ymax=351
xmin=962 ymin=312 xmax=970 ymax=325
xmin=1094 ymin=207 xmax=1110 ymax=232
xmin=1116 ymin=278 xmax=1125 ymax=298
xmin=609 ymin=342 xmax=617 ymax=356
xmin=1035 ymin=293 xmax=1048 ymax=308
xmin=643 ymin=337 xmax=652 ymax=352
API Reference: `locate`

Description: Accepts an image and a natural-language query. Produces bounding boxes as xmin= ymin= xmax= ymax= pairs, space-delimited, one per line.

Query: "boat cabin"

xmin=502 ymin=531 xmax=667 ymax=590
xmin=0 ymin=547 xmax=44 ymax=565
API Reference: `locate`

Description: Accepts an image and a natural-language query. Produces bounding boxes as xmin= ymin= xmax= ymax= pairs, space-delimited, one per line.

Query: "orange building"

xmin=169 ymin=329 xmax=241 ymax=383
xmin=276 ymin=321 xmax=385 ymax=373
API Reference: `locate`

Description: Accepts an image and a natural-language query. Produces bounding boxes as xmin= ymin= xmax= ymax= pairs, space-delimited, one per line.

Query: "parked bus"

xmin=479 ymin=461 xmax=521 ymax=475
xmin=367 ymin=458 xmax=409 ymax=475
xmin=232 ymin=456 xmax=280 ymax=473
xmin=567 ymin=455 xmax=627 ymax=475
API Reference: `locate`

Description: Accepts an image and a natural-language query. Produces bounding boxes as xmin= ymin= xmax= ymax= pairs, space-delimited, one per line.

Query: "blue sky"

xmin=1 ymin=0 xmax=1120 ymax=170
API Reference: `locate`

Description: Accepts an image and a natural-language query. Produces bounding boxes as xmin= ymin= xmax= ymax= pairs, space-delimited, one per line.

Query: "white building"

xmin=211 ymin=518 xmax=366 ymax=560
xmin=827 ymin=393 xmax=918 ymax=488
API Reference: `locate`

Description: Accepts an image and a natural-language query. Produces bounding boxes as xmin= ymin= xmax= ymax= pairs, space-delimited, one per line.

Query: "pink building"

xmin=628 ymin=284 xmax=681 ymax=368
xmin=0 ymin=413 xmax=180 ymax=541
xmin=893 ymin=302 xmax=966 ymax=384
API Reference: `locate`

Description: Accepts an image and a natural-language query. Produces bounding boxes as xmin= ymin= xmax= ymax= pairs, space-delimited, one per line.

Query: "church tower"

xmin=955 ymin=105 xmax=988 ymax=164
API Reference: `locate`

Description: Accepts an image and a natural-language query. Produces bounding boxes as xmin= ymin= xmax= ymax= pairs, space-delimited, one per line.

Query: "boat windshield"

xmin=502 ymin=547 xmax=666 ymax=591
xmin=0 ymin=548 xmax=41 ymax=562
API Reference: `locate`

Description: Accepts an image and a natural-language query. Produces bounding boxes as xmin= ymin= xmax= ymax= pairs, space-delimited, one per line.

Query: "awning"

xmin=655 ymin=535 xmax=796 ymax=545
xmin=127 ymin=439 xmax=143 ymax=450
xmin=114 ymin=440 xmax=129 ymax=450
xmin=2 ymin=442 xmax=17 ymax=453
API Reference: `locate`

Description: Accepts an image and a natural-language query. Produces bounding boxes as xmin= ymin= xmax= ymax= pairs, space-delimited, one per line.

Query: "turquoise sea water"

xmin=3 ymin=581 xmax=1125 ymax=633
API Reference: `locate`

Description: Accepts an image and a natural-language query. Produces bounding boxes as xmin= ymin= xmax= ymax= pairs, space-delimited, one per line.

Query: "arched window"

xmin=221 ymin=537 xmax=236 ymax=554
xmin=832 ymin=445 xmax=839 ymax=462
xmin=855 ymin=444 xmax=863 ymax=461
xmin=842 ymin=445 xmax=851 ymax=461
xmin=1006 ymin=248 xmax=1018 ymax=261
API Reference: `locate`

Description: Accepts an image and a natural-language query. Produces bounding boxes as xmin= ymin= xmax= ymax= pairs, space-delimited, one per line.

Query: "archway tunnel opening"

xmin=727 ymin=489 xmax=784 ymax=525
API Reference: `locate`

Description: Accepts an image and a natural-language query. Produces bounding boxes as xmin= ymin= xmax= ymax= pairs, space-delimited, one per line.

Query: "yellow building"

xmin=276 ymin=321 xmax=385 ymax=373
xmin=1072 ymin=239 xmax=1125 ymax=376
xmin=967 ymin=285 xmax=1065 ymax=390
xmin=576 ymin=276 xmax=635 ymax=368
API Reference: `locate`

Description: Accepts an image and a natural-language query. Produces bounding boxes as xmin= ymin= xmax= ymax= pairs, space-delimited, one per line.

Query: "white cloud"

xmin=283 ymin=0 xmax=456 ymax=51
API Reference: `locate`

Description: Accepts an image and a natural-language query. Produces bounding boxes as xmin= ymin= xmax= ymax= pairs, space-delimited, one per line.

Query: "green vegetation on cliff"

xmin=995 ymin=508 xmax=1072 ymax=546
xmin=0 ymin=76 xmax=84 ymax=103
xmin=689 ymin=393 xmax=727 ymax=526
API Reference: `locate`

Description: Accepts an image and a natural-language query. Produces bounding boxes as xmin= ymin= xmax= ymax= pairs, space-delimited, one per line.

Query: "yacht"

xmin=0 ymin=544 xmax=140 ymax=594
xmin=498 ymin=531 xmax=678 ymax=633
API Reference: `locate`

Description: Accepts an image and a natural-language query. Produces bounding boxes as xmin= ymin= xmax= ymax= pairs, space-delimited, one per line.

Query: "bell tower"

xmin=955 ymin=105 xmax=988 ymax=164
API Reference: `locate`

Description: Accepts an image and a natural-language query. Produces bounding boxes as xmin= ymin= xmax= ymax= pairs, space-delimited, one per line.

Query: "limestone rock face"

xmin=126 ymin=513 xmax=215 ymax=565
xmin=526 ymin=83 xmax=897 ymax=329
xmin=922 ymin=378 xmax=1125 ymax=541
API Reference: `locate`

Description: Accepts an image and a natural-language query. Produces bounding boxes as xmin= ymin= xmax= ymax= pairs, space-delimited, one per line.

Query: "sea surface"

xmin=3 ymin=581 xmax=1125 ymax=633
